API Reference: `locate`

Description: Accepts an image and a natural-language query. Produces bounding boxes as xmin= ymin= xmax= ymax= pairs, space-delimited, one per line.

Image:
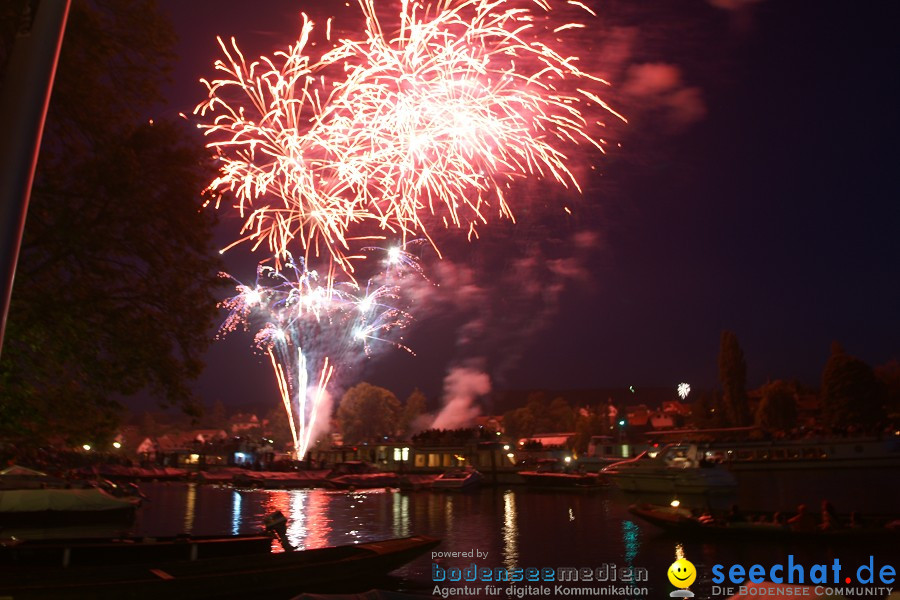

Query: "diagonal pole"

xmin=0 ymin=0 xmax=71 ymax=359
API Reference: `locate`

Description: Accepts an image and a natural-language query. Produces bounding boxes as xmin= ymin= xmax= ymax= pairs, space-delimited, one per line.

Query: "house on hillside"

xmin=135 ymin=429 xmax=230 ymax=467
xmin=229 ymin=413 xmax=261 ymax=435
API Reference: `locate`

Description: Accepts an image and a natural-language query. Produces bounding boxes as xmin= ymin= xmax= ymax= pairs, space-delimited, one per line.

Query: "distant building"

xmin=229 ymin=413 xmax=260 ymax=435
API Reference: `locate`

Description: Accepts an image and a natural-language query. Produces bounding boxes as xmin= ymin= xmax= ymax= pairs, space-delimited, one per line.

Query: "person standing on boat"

xmin=726 ymin=504 xmax=746 ymax=523
xmin=819 ymin=500 xmax=841 ymax=530
xmin=787 ymin=504 xmax=817 ymax=532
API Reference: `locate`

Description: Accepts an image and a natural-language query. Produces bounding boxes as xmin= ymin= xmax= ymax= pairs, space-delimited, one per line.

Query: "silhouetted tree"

xmin=718 ymin=331 xmax=751 ymax=426
xmin=754 ymin=380 xmax=799 ymax=431
xmin=502 ymin=393 xmax=576 ymax=441
xmin=400 ymin=388 xmax=428 ymax=436
xmin=0 ymin=0 xmax=222 ymax=445
xmin=572 ymin=407 xmax=606 ymax=453
xmin=337 ymin=383 xmax=401 ymax=443
xmin=546 ymin=396 xmax=575 ymax=431
xmin=502 ymin=405 xmax=536 ymax=441
xmin=690 ymin=390 xmax=721 ymax=427
xmin=874 ymin=359 xmax=900 ymax=416
xmin=821 ymin=343 xmax=886 ymax=429
xmin=264 ymin=407 xmax=294 ymax=450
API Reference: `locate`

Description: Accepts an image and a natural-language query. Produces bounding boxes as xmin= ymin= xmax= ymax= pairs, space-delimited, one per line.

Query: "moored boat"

xmin=518 ymin=459 xmax=602 ymax=489
xmin=601 ymin=444 xmax=737 ymax=494
xmin=430 ymin=467 xmax=482 ymax=491
xmin=0 ymin=533 xmax=274 ymax=567
xmin=0 ymin=466 xmax=141 ymax=526
xmin=628 ymin=503 xmax=900 ymax=543
xmin=326 ymin=461 xmax=399 ymax=490
xmin=0 ymin=535 xmax=440 ymax=599
xmin=397 ymin=474 xmax=440 ymax=491
xmin=232 ymin=469 xmax=331 ymax=489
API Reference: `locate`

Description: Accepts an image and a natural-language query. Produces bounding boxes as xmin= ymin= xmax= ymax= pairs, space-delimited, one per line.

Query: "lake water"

xmin=24 ymin=482 xmax=885 ymax=599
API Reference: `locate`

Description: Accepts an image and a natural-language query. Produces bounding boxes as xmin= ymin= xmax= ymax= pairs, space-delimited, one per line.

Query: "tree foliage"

xmin=754 ymin=379 xmax=799 ymax=432
xmin=820 ymin=343 xmax=886 ymax=429
xmin=572 ymin=408 xmax=606 ymax=453
xmin=689 ymin=390 xmax=720 ymax=428
xmin=501 ymin=392 xmax=576 ymax=441
xmin=0 ymin=0 xmax=222 ymax=445
xmin=718 ymin=330 xmax=751 ymax=427
xmin=400 ymin=388 xmax=427 ymax=436
xmin=337 ymin=383 xmax=401 ymax=443
xmin=263 ymin=406 xmax=294 ymax=449
xmin=874 ymin=359 xmax=900 ymax=416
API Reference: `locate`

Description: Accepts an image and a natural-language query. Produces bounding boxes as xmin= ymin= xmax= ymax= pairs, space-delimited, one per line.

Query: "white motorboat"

xmin=430 ymin=467 xmax=483 ymax=491
xmin=0 ymin=466 xmax=141 ymax=526
xmin=601 ymin=444 xmax=737 ymax=494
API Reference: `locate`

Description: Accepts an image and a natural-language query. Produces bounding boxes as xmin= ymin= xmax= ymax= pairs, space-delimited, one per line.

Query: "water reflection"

xmin=392 ymin=491 xmax=410 ymax=538
xmin=502 ymin=490 xmax=518 ymax=570
xmin=183 ymin=482 xmax=197 ymax=533
xmin=621 ymin=519 xmax=640 ymax=565
xmin=289 ymin=490 xmax=307 ymax=546
xmin=230 ymin=490 xmax=241 ymax=536
xmin=303 ymin=490 xmax=331 ymax=548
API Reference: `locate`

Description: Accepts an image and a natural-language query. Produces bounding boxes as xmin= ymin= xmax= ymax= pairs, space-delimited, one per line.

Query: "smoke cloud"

xmin=411 ymin=228 xmax=598 ymax=428
xmin=622 ymin=63 xmax=706 ymax=131
xmin=431 ymin=365 xmax=491 ymax=429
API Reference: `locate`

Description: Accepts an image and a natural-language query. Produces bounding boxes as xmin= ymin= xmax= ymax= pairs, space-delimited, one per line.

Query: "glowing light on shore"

xmin=195 ymin=0 xmax=623 ymax=275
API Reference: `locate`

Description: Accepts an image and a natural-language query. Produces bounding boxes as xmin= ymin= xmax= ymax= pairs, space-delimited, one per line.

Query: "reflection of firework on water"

xmin=218 ymin=247 xmax=422 ymax=458
xmin=195 ymin=0 xmax=624 ymax=274
xmin=677 ymin=382 xmax=690 ymax=400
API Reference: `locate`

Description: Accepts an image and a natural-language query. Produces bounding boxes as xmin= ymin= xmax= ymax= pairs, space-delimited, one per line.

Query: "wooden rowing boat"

xmin=0 ymin=535 xmax=440 ymax=599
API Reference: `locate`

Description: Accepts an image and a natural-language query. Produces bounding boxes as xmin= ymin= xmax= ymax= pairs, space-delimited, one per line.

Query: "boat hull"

xmin=0 ymin=535 xmax=440 ymax=599
xmin=603 ymin=469 xmax=736 ymax=494
xmin=518 ymin=472 xmax=603 ymax=489
xmin=0 ymin=488 xmax=140 ymax=527
xmin=628 ymin=504 xmax=900 ymax=544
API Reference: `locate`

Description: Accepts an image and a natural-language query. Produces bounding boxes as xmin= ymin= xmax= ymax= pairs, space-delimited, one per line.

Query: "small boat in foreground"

xmin=0 ymin=533 xmax=274 ymax=567
xmin=430 ymin=467 xmax=482 ymax=491
xmin=628 ymin=503 xmax=900 ymax=543
xmin=0 ymin=535 xmax=440 ymax=599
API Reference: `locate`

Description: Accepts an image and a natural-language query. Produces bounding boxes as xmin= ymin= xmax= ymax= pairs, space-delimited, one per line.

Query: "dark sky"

xmin=152 ymin=0 xmax=899 ymax=412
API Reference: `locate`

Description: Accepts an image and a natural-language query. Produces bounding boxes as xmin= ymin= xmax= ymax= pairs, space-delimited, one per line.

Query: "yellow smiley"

xmin=668 ymin=558 xmax=696 ymax=588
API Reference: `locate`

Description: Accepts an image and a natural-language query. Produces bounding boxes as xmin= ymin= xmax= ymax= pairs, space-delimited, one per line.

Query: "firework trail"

xmin=195 ymin=0 xmax=623 ymax=275
xmin=217 ymin=248 xmax=421 ymax=458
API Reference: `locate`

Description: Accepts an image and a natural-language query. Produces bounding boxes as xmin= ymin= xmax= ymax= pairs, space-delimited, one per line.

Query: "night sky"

xmin=150 ymin=0 xmax=899 ymax=413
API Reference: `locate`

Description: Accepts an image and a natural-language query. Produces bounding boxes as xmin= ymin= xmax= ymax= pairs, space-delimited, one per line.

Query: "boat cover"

xmin=0 ymin=488 xmax=138 ymax=512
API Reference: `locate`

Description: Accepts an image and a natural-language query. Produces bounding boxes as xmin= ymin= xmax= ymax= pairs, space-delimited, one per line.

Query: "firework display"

xmin=196 ymin=0 xmax=622 ymax=273
xmin=201 ymin=0 xmax=619 ymax=455
xmin=217 ymin=248 xmax=419 ymax=458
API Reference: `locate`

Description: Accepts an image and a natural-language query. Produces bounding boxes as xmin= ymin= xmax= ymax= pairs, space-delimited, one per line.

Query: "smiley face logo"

xmin=667 ymin=558 xmax=696 ymax=588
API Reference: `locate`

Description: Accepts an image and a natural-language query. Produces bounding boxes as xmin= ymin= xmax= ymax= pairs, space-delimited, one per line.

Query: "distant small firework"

xmin=677 ymin=382 xmax=691 ymax=400
xmin=218 ymin=247 xmax=422 ymax=458
xmin=195 ymin=0 xmax=623 ymax=275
